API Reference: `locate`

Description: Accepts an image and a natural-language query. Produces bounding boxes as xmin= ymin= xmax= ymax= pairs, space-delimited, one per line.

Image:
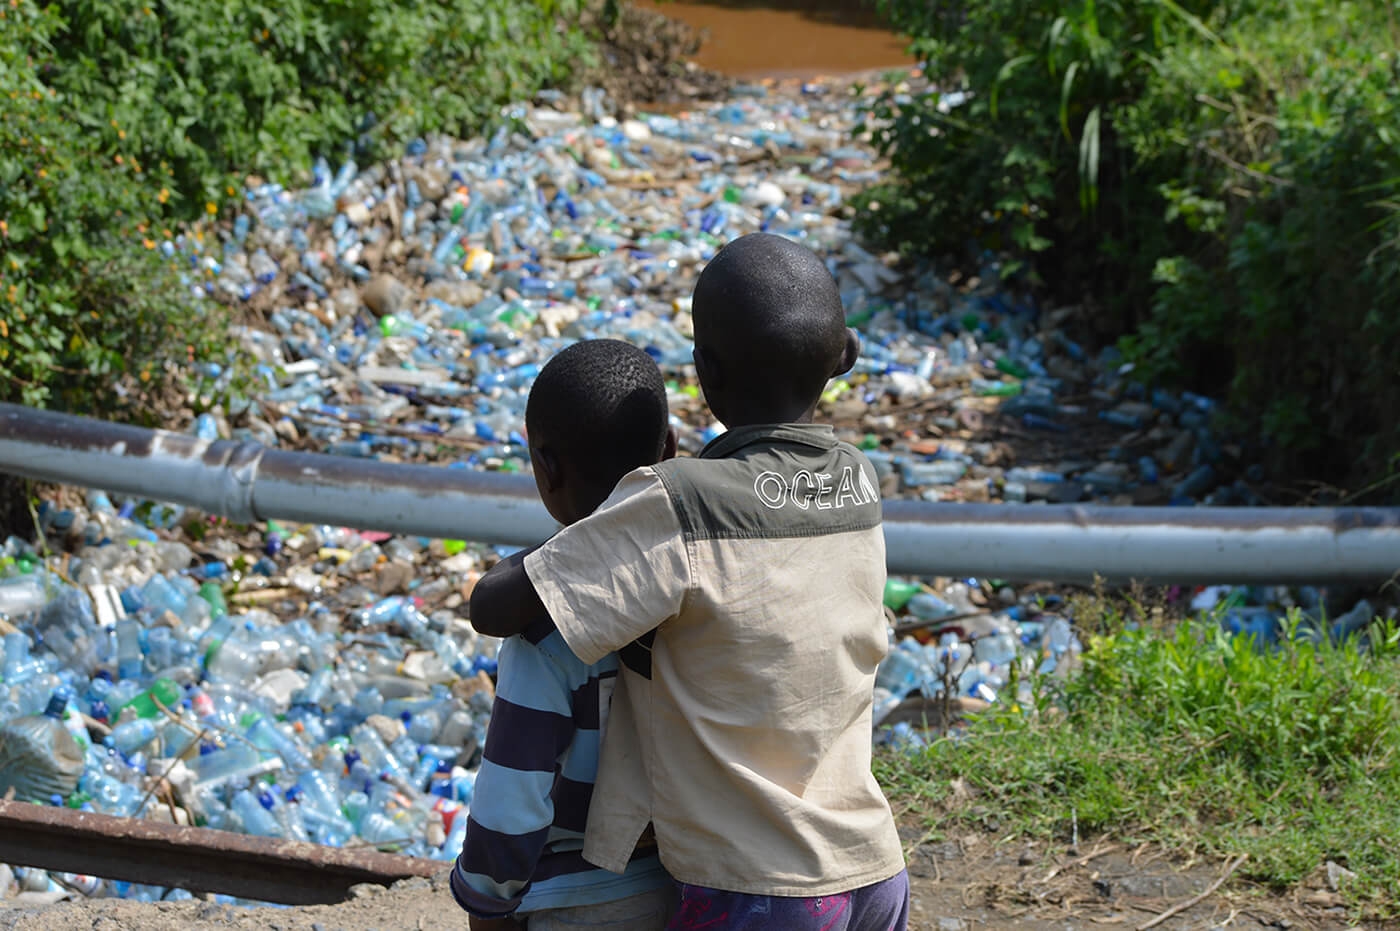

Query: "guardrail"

xmin=3 ymin=402 xmax=1398 ymax=584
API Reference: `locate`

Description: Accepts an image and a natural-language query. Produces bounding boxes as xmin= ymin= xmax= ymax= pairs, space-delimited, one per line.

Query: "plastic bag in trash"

xmin=0 ymin=691 xmax=86 ymax=802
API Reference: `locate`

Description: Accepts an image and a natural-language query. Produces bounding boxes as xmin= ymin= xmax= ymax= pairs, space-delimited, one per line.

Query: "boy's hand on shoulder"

xmin=469 ymin=915 xmax=526 ymax=931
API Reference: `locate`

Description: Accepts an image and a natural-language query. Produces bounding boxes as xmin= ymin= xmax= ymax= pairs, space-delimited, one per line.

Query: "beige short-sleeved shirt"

xmin=523 ymin=423 xmax=905 ymax=896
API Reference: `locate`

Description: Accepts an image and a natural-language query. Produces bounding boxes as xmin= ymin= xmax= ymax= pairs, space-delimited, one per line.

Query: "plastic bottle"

xmin=231 ymin=789 xmax=284 ymax=839
xmin=0 ymin=574 xmax=49 ymax=619
xmin=259 ymin=788 xmax=311 ymax=842
xmin=81 ymin=763 xmax=144 ymax=817
xmin=1174 ymin=464 xmax=1216 ymax=499
xmin=907 ymin=592 xmax=958 ymax=622
xmin=882 ymin=579 xmax=920 ymax=612
xmin=140 ymin=573 xmax=190 ymax=620
xmin=107 ymin=718 xmax=160 ymax=755
xmin=874 ymin=639 xmax=929 ymax=700
xmin=244 ymin=714 xmax=314 ymax=773
xmin=192 ymin=743 xmax=282 ymax=790
xmin=439 ymin=806 xmax=469 ymax=859
xmin=351 ymin=724 xmax=411 ymax=782
xmin=113 ymin=678 xmax=182 ymax=722
xmin=3 ymin=632 xmax=45 ymax=685
xmin=114 ymin=619 xmax=144 ymax=681
xmin=1329 ymin=600 xmax=1375 ymax=644
xmin=53 ymin=692 xmax=92 ymax=751
xmin=31 ymin=586 xmax=100 ymax=675
xmin=204 ymin=623 xmax=264 ymax=683
xmin=974 ymin=629 xmax=1019 ymax=667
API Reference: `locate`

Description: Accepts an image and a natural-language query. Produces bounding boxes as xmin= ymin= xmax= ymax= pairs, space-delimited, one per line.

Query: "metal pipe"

xmin=882 ymin=500 xmax=1400 ymax=584
xmin=3 ymin=403 xmax=1398 ymax=584
xmin=0 ymin=798 xmax=441 ymax=905
xmin=0 ymin=402 xmax=558 ymax=545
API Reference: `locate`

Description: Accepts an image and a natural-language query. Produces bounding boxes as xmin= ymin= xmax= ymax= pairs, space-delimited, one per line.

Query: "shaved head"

xmin=691 ymin=234 xmax=855 ymax=426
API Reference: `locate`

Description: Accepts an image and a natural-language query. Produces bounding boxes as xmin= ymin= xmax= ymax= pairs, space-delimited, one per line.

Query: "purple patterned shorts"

xmin=666 ymin=869 xmax=909 ymax=931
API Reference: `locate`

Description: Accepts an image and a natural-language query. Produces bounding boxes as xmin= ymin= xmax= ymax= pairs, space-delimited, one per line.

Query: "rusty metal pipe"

xmin=0 ymin=799 xmax=441 ymax=905
xmin=2 ymin=403 xmax=1399 ymax=584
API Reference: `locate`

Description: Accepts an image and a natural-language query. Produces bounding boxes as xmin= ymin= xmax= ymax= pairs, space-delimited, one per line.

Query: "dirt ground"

xmin=1 ymin=823 xmax=1382 ymax=931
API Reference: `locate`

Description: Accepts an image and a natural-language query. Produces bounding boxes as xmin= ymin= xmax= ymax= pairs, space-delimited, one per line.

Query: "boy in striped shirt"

xmin=452 ymin=339 xmax=677 ymax=930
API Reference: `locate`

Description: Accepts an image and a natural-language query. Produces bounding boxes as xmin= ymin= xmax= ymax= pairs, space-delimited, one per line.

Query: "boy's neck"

xmin=721 ymin=404 xmax=819 ymax=428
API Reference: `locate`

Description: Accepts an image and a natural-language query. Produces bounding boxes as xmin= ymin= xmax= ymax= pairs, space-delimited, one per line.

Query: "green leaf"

xmin=1078 ymin=105 xmax=1102 ymax=213
xmin=1059 ymin=60 xmax=1082 ymax=141
xmin=990 ymin=55 xmax=1035 ymax=120
xmin=1046 ymin=16 xmax=1070 ymax=77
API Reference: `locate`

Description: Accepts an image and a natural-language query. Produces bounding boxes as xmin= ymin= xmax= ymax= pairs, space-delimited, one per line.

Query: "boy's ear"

xmin=831 ymin=328 xmax=861 ymax=377
xmin=533 ymin=446 xmax=564 ymax=493
xmin=693 ymin=345 xmax=723 ymax=392
xmin=660 ymin=427 xmax=678 ymax=462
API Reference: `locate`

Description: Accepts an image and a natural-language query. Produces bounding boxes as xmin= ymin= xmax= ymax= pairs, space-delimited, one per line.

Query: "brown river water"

xmin=633 ymin=0 xmax=914 ymax=79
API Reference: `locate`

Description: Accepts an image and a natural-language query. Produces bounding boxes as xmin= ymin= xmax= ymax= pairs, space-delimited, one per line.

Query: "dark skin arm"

xmin=469 ymin=544 xmax=549 ymax=639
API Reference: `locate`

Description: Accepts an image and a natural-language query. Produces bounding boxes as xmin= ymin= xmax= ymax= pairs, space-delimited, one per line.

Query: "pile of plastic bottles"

xmin=148 ymin=78 xmax=1244 ymax=507
xmin=0 ymin=495 xmax=498 ymax=904
xmin=870 ymin=576 xmax=1082 ymax=750
xmin=0 ymin=76 xmax=1332 ymax=905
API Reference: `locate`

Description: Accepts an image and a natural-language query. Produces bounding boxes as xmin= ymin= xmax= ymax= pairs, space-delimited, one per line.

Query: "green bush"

xmin=2 ymin=0 xmax=592 ymax=415
xmin=0 ymin=0 xmax=208 ymax=413
xmin=44 ymin=0 xmax=593 ymax=209
xmin=860 ymin=0 xmax=1400 ymax=490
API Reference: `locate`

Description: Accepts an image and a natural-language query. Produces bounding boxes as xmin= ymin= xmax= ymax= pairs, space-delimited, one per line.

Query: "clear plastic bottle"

xmin=3 ymin=632 xmax=45 ymax=685
xmin=34 ymin=586 xmax=100 ymax=676
xmin=0 ymin=574 xmax=50 ymax=621
xmin=114 ymin=619 xmax=144 ymax=681
xmin=107 ymin=718 xmax=160 ymax=755
xmin=231 ymin=789 xmax=284 ymax=838
xmin=874 ymin=639 xmax=929 ymax=699
xmin=244 ymin=714 xmax=313 ymax=774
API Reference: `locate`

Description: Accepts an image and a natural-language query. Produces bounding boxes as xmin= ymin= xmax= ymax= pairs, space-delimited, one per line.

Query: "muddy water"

xmin=633 ymin=0 xmax=914 ymax=79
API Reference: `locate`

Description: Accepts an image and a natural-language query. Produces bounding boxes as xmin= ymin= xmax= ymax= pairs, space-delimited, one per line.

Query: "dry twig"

xmin=1040 ymin=842 xmax=1121 ymax=884
xmin=1135 ymin=854 xmax=1248 ymax=931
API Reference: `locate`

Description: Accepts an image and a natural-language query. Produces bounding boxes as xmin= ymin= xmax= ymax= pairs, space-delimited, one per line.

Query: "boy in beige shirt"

xmin=471 ymin=233 xmax=908 ymax=930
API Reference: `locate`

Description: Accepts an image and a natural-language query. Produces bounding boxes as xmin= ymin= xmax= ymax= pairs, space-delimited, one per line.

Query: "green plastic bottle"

xmin=883 ymin=579 xmax=921 ymax=612
xmin=199 ymin=581 xmax=227 ymax=619
xmin=114 ymin=677 xmax=182 ymax=721
xmin=995 ymin=357 xmax=1029 ymax=379
xmin=976 ymin=381 xmax=1023 ymax=398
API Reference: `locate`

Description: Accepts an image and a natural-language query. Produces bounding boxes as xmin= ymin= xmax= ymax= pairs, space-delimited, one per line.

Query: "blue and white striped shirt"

xmin=451 ymin=625 xmax=669 ymax=918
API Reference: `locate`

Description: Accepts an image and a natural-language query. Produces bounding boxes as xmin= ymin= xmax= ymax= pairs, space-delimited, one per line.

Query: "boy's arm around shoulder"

xmin=469 ymin=544 xmax=548 ymax=639
xmin=470 ymin=468 xmax=690 ymax=662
